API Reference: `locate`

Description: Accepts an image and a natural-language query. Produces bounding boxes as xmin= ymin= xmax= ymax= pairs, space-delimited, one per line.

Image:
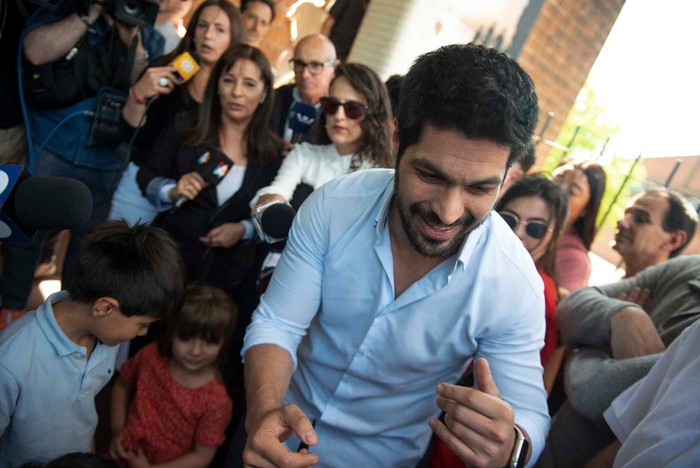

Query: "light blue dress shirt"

xmin=0 ymin=292 xmax=118 ymax=467
xmin=243 ymin=169 xmax=550 ymax=467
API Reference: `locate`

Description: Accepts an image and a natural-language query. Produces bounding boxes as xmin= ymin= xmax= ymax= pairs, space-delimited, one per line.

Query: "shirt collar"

xmin=292 ymin=86 xmax=322 ymax=109
xmin=373 ymin=175 xmax=490 ymax=272
xmin=36 ymin=291 xmax=86 ymax=357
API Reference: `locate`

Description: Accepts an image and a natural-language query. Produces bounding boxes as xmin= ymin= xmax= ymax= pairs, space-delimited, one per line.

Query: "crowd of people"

xmin=1 ymin=0 xmax=700 ymax=467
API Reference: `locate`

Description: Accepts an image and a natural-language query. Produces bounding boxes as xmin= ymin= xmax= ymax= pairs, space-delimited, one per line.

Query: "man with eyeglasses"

xmin=271 ymin=34 xmax=339 ymax=143
xmin=242 ymin=44 xmax=549 ymax=468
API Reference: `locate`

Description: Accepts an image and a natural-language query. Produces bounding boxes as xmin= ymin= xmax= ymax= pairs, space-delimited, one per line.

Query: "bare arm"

xmin=24 ymin=4 xmax=103 ymax=65
xmin=109 ymin=376 xmax=134 ymax=460
xmin=242 ymin=344 xmax=319 ymax=468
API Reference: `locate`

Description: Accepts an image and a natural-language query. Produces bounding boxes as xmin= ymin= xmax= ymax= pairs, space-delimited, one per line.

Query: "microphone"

xmin=252 ymin=201 xmax=297 ymax=244
xmin=252 ymin=201 xmax=296 ymax=243
xmin=288 ymin=101 xmax=317 ymax=143
xmin=170 ymin=51 xmax=201 ymax=83
xmin=0 ymin=166 xmax=92 ymax=244
xmin=175 ymin=148 xmax=233 ymax=208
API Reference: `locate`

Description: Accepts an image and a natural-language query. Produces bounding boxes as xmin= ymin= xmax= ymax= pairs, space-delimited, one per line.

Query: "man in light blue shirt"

xmin=242 ymin=44 xmax=549 ymax=468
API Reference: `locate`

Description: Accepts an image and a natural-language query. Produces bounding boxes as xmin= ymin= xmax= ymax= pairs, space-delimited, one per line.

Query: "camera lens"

xmin=122 ymin=0 xmax=143 ymax=16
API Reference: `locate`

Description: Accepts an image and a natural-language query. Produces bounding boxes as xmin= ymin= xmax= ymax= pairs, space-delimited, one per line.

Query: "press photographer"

xmin=0 ymin=0 xmax=164 ymax=323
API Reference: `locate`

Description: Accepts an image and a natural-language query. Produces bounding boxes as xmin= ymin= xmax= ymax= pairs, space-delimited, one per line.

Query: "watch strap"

xmin=509 ymin=425 xmax=529 ymax=468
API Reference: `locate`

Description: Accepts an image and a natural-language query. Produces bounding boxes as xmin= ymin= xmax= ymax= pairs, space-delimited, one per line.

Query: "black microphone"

xmin=175 ymin=148 xmax=233 ymax=208
xmin=252 ymin=201 xmax=296 ymax=243
xmin=288 ymin=101 xmax=317 ymax=143
xmin=0 ymin=166 xmax=92 ymax=244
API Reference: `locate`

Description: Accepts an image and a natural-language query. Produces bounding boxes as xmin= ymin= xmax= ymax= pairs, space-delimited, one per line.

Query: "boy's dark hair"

xmin=159 ymin=285 xmax=237 ymax=362
xmin=654 ymin=189 xmax=698 ymax=257
xmin=497 ymin=174 xmax=569 ymax=280
xmin=69 ymin=221 xmax=186 ymax=319
xmin=396 ymin=43 xmax=539 ymax=168
xmin=241 ymin=0 xmax=276 ymax=20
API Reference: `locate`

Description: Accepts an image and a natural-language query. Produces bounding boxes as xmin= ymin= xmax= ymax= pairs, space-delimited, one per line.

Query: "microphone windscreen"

xmin=260 ymin=203 xmax=296 ymax=240
xmin=14 ymin=176 xmax=92 ymax=230
xmin=288 ymin=101 xmax=317 ymax=135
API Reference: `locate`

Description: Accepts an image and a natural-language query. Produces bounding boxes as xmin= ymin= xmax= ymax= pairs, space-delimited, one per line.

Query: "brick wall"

xmin=517 ymin=0 xmax=626 ymax=161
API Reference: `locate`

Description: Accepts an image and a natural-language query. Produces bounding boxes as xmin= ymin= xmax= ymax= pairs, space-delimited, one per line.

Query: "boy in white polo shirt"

xmin=0 ymin=221 xmax=186 ymax=467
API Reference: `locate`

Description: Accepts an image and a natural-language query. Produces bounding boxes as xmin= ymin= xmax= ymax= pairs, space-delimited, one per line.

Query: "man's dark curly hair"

xmin=396 ymin=43 xmax=539 ymax=168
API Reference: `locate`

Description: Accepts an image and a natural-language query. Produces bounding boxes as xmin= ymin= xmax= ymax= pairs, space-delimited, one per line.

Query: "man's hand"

xmin=431 ymin=358 xmax=518 ymax=468
xmin=617 ymin=286 xmax=653 ymax=310
xmin=610 ymin=306 xmax=665 ymax=359
xmin=243 ymin=404 xmax=319 ymax=468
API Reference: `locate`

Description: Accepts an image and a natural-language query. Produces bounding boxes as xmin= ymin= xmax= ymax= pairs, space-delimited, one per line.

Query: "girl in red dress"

xmin=109 ymin=285 xmax=235 ymax=467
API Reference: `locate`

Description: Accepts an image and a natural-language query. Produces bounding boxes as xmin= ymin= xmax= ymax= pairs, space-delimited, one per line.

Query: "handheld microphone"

xmin=175 ymin=148 xmax=233 ymax=208
xmin=288 ymin=101 xmax=317 ymax=143
xmin=170 ymin=51 xmax=200 ymax=83
xmin=252 ymin=201 xmax=296 ymax=243
xmin=0 ymin=166 xmax=92 ymax=244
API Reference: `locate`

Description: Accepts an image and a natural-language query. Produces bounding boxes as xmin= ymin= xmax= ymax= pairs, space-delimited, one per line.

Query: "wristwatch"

xmin=509 ymin=425 xmax=529 ymax=468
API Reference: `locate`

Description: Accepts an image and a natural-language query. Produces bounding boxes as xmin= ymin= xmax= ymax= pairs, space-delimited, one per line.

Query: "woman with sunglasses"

xmin=252 ymin=62 xmax=393 ymax=210
xmin=497 ymin=175 xmax=569 ymax=369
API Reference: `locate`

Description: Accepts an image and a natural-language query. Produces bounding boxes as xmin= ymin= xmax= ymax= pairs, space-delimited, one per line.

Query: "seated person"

xmin=109 ymin=285 xmax=235 ymax=466
xmin=253 ymin=62 xmax=393 ymax=210
xmin=551 ymin=161 xmax=607 ymax=293
xmin=536 ymin=254 xmax=700 ymax=467
xmin=0 ymin=221 xmax=186 ymax=467
xmin=587 ymin=318 xmax=700 ymax=467
xmin=612 ymin=188 xmax=697 ymax=278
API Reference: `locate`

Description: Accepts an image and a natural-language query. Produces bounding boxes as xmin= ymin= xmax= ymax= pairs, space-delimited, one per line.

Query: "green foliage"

xmin=539 ymin=80 xmax=648 ymax=229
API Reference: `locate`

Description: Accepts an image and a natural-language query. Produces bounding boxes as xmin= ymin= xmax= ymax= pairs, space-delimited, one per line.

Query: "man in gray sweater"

xmin=537 ymin=255 xmax=700 ymax=467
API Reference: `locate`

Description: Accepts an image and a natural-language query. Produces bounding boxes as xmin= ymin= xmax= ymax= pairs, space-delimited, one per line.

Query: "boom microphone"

xmin=175 ymin=148 xmax=233 ymax=208
xmin=0 ymin=166 xmax=92 ymax=244
xmin=288 ymin=101 xmax=317 ymax=143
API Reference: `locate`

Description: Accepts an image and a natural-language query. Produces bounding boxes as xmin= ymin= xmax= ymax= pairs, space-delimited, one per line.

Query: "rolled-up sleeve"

xmin=242 ymin=184 xmax=328 ymax=369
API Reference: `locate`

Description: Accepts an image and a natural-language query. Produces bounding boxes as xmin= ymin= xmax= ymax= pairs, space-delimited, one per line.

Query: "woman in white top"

xmin=253 ymin=62 xmax=393 ymax=209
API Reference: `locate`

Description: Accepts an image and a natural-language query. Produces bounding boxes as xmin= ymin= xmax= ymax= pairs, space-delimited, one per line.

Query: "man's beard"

xmin=393 ymin=175 xmax=483 ymax=259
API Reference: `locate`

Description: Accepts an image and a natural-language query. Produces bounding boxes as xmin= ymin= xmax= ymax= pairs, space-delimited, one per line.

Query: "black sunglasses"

xmin=319 ymin=96 xmax=368 ymax=120
xmin=499 ymin=212 xmax=551 ymax=239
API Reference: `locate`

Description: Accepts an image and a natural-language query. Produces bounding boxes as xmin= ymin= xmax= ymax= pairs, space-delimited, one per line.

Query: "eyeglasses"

xmin=319 ymin=96 xmax=368 ymax=120
xmin=289 ymin=58 xmax=334 ymax=75
xmin=499 ymin=212 xmax=551 ymax=239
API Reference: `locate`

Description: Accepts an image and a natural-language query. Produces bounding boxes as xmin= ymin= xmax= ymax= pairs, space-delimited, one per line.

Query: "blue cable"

xmin=31 ymin=110 xmax=94 ymax=165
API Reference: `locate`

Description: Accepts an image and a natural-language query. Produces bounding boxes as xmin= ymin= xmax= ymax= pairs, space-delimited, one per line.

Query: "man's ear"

xmin=666 ymin=230 xmax=688 ymax=254
xmin=92 ymin=297 xmax=121 ymax=317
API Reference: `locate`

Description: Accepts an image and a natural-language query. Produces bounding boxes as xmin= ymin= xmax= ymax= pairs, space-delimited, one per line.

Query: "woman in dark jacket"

xmin=140 ymin=44 xmax=280 ymax=295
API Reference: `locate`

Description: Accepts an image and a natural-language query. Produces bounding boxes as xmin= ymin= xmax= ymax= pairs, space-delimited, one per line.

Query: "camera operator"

xmin=0 ymin=0 xmax=164 ymax=323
